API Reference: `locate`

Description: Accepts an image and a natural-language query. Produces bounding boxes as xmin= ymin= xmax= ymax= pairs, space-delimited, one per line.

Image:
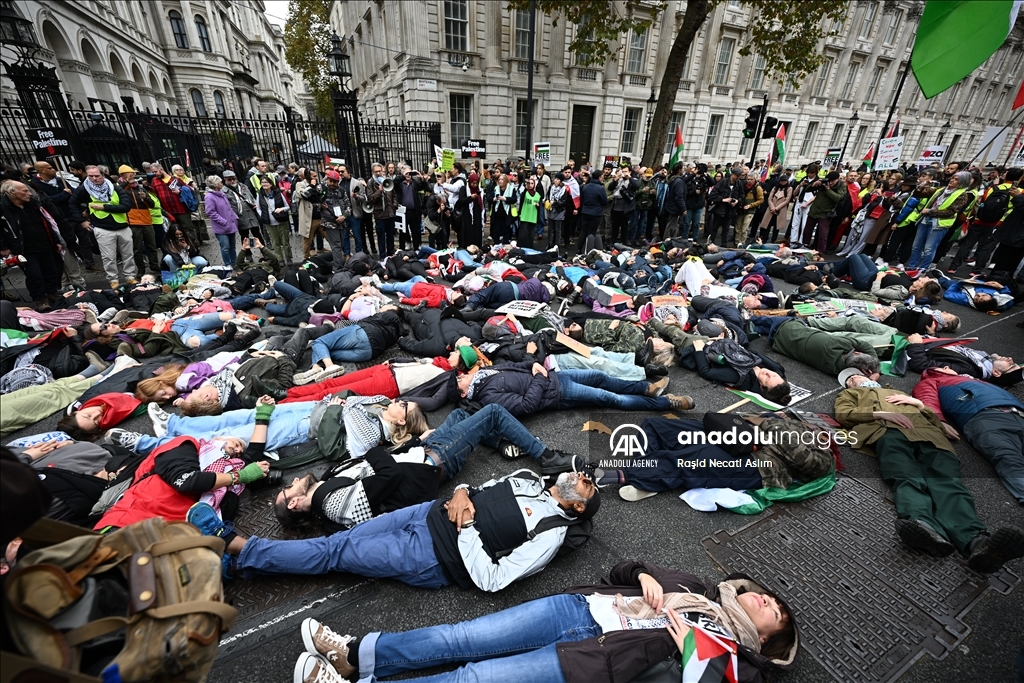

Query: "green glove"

xmin=238 ymin=462 xmax=266 ymax=484
xmin=254 ymin=402 xmax=275 ymax=423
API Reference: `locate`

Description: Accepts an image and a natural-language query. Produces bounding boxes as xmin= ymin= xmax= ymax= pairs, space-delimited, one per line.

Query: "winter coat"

xmin=225 ymin=183 xmax=261 ymax=230
xmin=759 ymin=185 xmax=793 ymax=229
xmin=808 ymin=183 xmax=846 ymax=219
xmin=770 ymin=319 xmax=876 ymax=375
xmin=0 ymin=193 xmax=69 ymax=255
xmin=708 ymin=177 xmax=741 ymax=217
xmin=256 ymin=188 xmax=289 ymax=225
xmin=399 ymin=308 xmax=482 ymax=357
xmin=294 ymin=179 xmax=325 ymax=237
xmin=233 ymin=353 xmax=296 ymax=406
xmin=580 ymin=177 xmax=609 ymax=217
xmin=993 ymin=193 xmax=1024 ymax=248
xmin=357 ymin=311 xmax=405 ymax=358
xmin=203 ymin=189 xmax=238 ymax=235
xmin=556 ymin=561 xmax=799 ymax=683
xmin=468 ymin=364 xmax=561 ymax=417
xmin=834 ymin=386 xmax=954 ymax=456
xmin=662 ymin=174 xmax=687 ymax=216
xmin=912 ymin=368 xmax=1024 ymax=428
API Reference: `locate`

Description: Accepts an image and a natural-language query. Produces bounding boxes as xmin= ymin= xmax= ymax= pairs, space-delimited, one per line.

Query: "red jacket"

xmin=400 ymin=282 xmax=449 ymax=308
xmin=94 ymin=436 xmax=198 ymax=530
xmin=81 ymin=393 xmax=143 ymax=430
xmin=911 ymin=369 xmax=970 ymax=423
xmin=151 ymin=175 xmax=188 ymax=215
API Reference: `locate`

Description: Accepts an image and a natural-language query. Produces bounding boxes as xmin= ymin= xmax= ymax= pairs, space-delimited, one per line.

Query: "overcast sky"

xmin=263 ymin=0 xmax=290 ymax=28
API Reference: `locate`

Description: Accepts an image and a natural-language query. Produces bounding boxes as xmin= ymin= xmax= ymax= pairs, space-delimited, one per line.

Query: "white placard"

xmin=1014 ymin=141 xmax=1024 ymax=166
xmin=917 ymin=145 xmax=946 ymax=166
xmin=975 ymin=126 xmax=1010 ymax=163
xmin=495 ymin=300 xmax=547 ymax=318
xmin=533 ymin=141 xmax=551 ymax=165
xmin=875 ymin=136 xmax=904 ymax=171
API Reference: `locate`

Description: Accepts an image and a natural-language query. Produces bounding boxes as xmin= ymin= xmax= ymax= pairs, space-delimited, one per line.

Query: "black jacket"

xmin=684 ymin=172 xmax=712 ymax=210
xmin=399 ymin=308 xmax=482 ymax=358
xmin=905 ymin=344 xmax=985 ymax=379
xmin=0 ymin=193 xmax=69 ymax=255
xmin=662 ymin=174 xmax=687 ymax=216
xmin=709 ymin=177 xmax=742 ymax=217
xmin=357 ymin=310 xmax=405 ymax=358
xmin=579 ymin=177 xmax=609 ymax=217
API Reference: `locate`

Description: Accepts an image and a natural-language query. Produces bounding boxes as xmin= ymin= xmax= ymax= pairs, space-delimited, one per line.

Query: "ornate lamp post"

xmin=329 ymin=31 xmax=364 ymax=177
xmin=642 ymin=88 xmax=657 ymax=160
xmin=937 ymin=119 xmax=951 ymax=145
xmin=0 ymin=0 xmax=73 ymax=132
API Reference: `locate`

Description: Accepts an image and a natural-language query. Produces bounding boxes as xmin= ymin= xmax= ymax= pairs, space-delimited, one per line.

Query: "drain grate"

xmin=702 ymin=476 xmax=1019 ymax=683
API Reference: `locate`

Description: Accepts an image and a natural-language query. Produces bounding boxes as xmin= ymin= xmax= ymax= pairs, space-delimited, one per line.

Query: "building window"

xmin=514 ymin=10 xmax=532 ymax=60
xmin=169 ymin=10 xmax=189 ymax=48
xmin=852 ymin=125 xmax=868 ymax=157
xmin=739 ymin=136 xmax=751 ymax=157
xmin=621 ymin=107 xmax=642 ymax=154
xmin=515 ymin=98 xmax=537 ymax=150
xmin=977 ymin=87 xmax=993 ymax=115
xmin=444 ymin=0 xmax=468 ymax=52
xmin=627 ymin=29 xmax=647 ymax=73
xmin=728 ymin=0 xmax=741 ymax=7
xmin=703 ymin=114 xmax=723 ymax=156
xmin=749 ymin=54 xmax=766 ymax=90
xmin=831 ymin=17 xmax=844 ymax=33
xmin=888 ymin=69 xmax=905 ymax=106
xmin=840 ymin=62 xmax=860 ymax=99
xmin=800 ymin=122 xmax=819 ymax=157
xmin=663 ymin=111 xmax=685 ymax=154
xmin=865 ymin=65 xmax=885 ymax=100
xmin=449 ymin=93 xmax=472 ymax=146
xmin=859 ymin=3 xmax=877 ymax=39
xmin=884 ymin=10 xmax=902 ymax=45
xmin=960 ymin=85 xmax=978 ymax=115
xmin=945 ymin=82 xmax=962 ymax=113
xmin=992 ymin=90 xmax=1007 ymax=117
xmin=190 ymin=89 xmax=207 ymax=116
xmin=813 ymin=57 xmax=833 ymax=97
xmin=195 ymin=15 xmax=212 ymax=52
xmin=783 ymin=75 xmax=797 ymax=94
xmin=994 ymin=49 xmax=1008 ymax=73
xmin=713 ymin=38 xmax=735 ymax=86
xmin=829 ymin=123 xmax=844 ymax=147
xmin=916 ymin=129 xmax=928 ymax=156
xmin=213 ymin=90 xmax=226 ymax=117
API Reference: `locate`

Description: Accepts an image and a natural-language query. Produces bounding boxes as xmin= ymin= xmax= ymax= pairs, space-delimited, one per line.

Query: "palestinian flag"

xmin=668 ymin=124 xmax=685 ymax=168
xmin=728 ymin=388 xmax=786 ymax=411
xmin=861 ymin=141 xmax=876 ymax=169
xmin=681 ymin=624 xmax=740 ymax=683
xmin=885 ymin=119 xmax=901 ymax=138
xmin=1013 ymin=80 xmax=1024 ymax=110
xmin=766 ymin=123 xmax=786 ymax=169
xmin=912 ymin=1 xmax=1022 ymax=98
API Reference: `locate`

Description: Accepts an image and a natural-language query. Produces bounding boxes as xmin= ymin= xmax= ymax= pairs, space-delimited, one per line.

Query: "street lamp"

xmin=937 ymin=119 xmax=951 ymax=145
xmin=642 ymin=88 xmax=657 ymax=160
xmin=328 ymin=32 xmax=363 ymax=177
xmin=0 ymin=0 xmax=39 ymax=55
xmin=839 ymin=110 xmax=859 ymax=168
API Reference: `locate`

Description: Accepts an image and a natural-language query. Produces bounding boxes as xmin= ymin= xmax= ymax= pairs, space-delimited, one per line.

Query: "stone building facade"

xmin=1 ymin=0 xmax=301 ymax=118
xmin=331 ymin=0 xmax=1024 ymax=169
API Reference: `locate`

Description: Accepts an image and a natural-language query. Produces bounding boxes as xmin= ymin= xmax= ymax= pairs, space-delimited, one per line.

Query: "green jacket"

xmin=808 ymin=184 xmax=845 ymax=219
xmin=770 ymin=319 xmax=876 ymax=375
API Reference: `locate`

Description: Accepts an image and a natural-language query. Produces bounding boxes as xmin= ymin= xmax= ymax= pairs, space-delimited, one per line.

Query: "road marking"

xmin=219 ymin=580 xmax=372 ymax=647
xmin=960 ymin=308 xmax=1023 ymax=336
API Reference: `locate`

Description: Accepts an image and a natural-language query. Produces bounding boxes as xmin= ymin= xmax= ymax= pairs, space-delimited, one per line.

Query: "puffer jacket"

xmin=467 ymin=363 xmax=560 ymax=417
xmin=399 ymin=307 xmax=482 ymax=358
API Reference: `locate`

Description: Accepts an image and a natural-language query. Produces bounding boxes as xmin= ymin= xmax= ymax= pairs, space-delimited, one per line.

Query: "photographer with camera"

xmin=609 ymin=165 xmax=640 ymax=246
xmin=801 ymin=171 xmax=848 ymax=254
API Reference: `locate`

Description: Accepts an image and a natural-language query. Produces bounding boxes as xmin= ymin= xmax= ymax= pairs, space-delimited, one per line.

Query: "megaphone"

xmin=362 ymin=200 xmax=375 ymax=214
xmin=382 ymin=177 xmax=395 ymax=192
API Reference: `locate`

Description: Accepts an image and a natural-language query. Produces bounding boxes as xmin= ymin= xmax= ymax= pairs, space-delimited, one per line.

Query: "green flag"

xmin=912 ymin=0 xmax=1021 ymax=98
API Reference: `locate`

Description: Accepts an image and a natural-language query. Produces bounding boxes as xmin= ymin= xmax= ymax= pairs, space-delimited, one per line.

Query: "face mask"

xmin=859 ymin=380 xmax=881 ymax=388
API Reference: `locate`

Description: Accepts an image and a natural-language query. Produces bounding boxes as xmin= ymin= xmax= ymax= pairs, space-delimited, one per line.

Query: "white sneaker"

xmin=315 ymin=365 xmax=347 ymax=383
xmin=619 ymin=485 xmax=658 ymax=502
xmin=148 ymin=402 xmax=171 ymax=438
xmin=293 ymin=652 xmax=347 ymax=683
xmin=293 ymin=367 xmax=324 ymax=386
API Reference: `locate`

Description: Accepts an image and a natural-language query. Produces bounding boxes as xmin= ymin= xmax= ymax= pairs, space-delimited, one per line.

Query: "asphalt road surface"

xmin=3 ymin=233 xmax=1021 ymax=683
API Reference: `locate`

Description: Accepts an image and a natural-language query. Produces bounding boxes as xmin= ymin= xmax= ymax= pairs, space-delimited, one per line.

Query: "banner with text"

xmin=917 ymin=145 xmax=946 ymax=166
xmin=534 ymin=141 xmax=551 ymax=165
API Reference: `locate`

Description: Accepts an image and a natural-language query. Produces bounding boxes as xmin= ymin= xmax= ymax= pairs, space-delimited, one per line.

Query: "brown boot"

xmin=646 ymin=376 xmax=670 ymax=397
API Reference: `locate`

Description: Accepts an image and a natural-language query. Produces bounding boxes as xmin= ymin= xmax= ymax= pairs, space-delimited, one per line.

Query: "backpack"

xmin=976 ymin=187 xmax=1011 ymax=223
xmin=178 ymin=184 xmax=199 ymax=212
xmin=482 ymin=314 xmax=525 ymax=339
xmin=3 ymin=516 xmax=235 ymax=683
xmin=493 ymin=515 xmax=594 ymax=559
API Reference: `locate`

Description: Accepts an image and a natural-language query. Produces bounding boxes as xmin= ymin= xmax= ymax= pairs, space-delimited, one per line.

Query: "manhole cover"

xmin=702 ymin=476 xmax=1018 ymax=683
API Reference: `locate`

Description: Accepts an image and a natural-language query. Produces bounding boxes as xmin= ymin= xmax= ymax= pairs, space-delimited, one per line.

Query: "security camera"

xmin=462 ymin=63 xmax=468 ymax=72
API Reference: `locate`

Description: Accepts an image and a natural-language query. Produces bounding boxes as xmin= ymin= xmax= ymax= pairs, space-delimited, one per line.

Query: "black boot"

xmin=644 ymin=363 xmax=668 ymax=379
xmin=252 ymin=376 xmax=288 ymax=402
xmin=538 ymin=448 xmax=576 ymax=475
xmin=966 ymin=528 xmax=1024 ymax=573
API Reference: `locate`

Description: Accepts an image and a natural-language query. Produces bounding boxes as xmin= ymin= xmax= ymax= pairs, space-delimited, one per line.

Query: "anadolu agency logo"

xmin=609 ymin=424 xmax=648 ymax=458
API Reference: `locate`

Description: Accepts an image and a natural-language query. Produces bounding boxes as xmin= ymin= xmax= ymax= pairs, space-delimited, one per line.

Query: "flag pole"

xmin=1004 ymin=122 xmax=1024 ymax=167
xmin=872 ymin=56 xmax=911 ymax=168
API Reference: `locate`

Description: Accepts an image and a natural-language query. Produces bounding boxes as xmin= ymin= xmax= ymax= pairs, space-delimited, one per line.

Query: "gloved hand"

xmin=238 ymin=462 xmax=267 ymax=484
xmin=255 ymin=401 xmax=275 ymax=424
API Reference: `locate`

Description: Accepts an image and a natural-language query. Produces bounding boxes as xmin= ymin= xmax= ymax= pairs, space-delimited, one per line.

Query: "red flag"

xmin=885 ymin=119 xmax=901 ymax=138
xmin=1013 ymin=80 xmax=1024 ymax=110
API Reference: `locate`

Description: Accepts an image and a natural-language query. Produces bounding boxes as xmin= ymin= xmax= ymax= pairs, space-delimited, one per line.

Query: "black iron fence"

xmin=0 ymin=97 xmax=440 ymax=182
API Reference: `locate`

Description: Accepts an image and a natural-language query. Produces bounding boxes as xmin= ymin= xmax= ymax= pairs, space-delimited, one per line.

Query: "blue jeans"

xmin=358 ymin=594 xmax=598 ymax=683
xmin=135 ymin=402 xmax=316 ymax=454
xmin=345 ymin=216 xmax=363 ymax=255
xmin=263 ymin=281 xmax=304 ymax=316
xmin=380 ymin=277 xmax=426 ymax=297
xmin=683 ymin=208 xmax=704 ymax=240
xmin=171 ymin=313 xmax=227 ymax=347
xmin=556 ymin=369 xmax=669 ymax=411
xmin=163 ymin=255 xmax=208 ymax=272
xmin=907 ymin=220 xmax=947 ymax=270
xmin=554 ymin=348 xmax=646 ymax=381
xmin=832 ymin=253 xmax=877 ymax=291
xmin=236 ymin=501 xmax=449 ymax=587
xmin=226 ymin=293 xmax=263 ymax=310
xmin=310 ymin=325 xmax=372 ymax=365
xmin=424 ymin=405 xmax=546 ymax=480
xmin=215 ymin=233 xmax=236 ymax=267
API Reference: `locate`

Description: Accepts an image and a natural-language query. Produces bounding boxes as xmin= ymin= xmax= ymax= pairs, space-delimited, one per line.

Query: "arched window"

xmin=169 ymin=10 xmax=189 ymax=49
xmin=195 ymin=15 xmax=212 ymax=52
xmin=213 ymin=90 xmax=226 ymax=117
xmin=190 ymin=89 xmax=207 ymax=116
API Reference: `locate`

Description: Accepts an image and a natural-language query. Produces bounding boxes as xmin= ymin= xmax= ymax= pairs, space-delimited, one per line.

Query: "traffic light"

xmin=761 ymin=116 xmax=779 ymax=139
xmin=742 ymin=106 xmax=762 ymax=139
